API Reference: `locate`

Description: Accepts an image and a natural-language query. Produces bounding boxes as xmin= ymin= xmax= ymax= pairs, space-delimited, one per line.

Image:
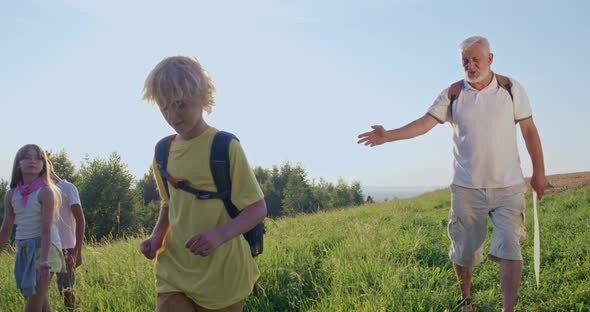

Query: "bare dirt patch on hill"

xmin=528 ymin=171 xmax=590 ymax=195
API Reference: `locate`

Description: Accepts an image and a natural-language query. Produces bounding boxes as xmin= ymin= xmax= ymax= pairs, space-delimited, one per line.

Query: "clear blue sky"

xmin=1 ymin=0 xmax=588 ymax=188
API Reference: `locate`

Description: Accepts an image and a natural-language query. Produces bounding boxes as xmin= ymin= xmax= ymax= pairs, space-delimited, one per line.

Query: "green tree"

xmin=136 ymin=167 xmax=160 ymax=205
xmin=133 ymin=200 xmax=160 ymax=234
xmin=333 ymin=178 xmax=353 ymax=208
xmin=255 ymin=162 xmax=365 ymax=216
xmin=48 ymin=149 xmax=78 ymax=183
xmin=253 ymin=167 xmax=270 ymax=186
xmin=282 ymin=166 xmax=314 ymax=215
xmin=349 ymin=181 xmax=364 ymax=206
xmin=254 ymin=166 xmax=284 ymax=217
xmin=262 ymin=178 xmax=283 ymax=217
xmin=77 ymin=152 xmax=136 ymax=240
xmin=133 ymin=167 xmax=161 ymax=233
xmin=311 ymin=178 xmax=335 ymax=211
xmin=276 ymin=163 xmax=294 ymax=191
xmin=258 ymin=166 xmax=285 ymax=217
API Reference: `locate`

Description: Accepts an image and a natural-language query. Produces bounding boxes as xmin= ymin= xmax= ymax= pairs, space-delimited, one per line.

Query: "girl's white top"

xmin=12 ymin=188 xmax=62 ymax=250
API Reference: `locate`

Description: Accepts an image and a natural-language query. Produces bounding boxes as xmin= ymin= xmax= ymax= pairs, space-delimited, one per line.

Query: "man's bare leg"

xmin=500 ymin=259 xmax=523 ymax=312
xmin=453 ymin=263 xmax=473 ymax=311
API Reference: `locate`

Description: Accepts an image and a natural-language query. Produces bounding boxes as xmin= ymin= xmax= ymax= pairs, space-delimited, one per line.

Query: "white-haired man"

xmin=358 ymin=36 xmax=547 ymax=311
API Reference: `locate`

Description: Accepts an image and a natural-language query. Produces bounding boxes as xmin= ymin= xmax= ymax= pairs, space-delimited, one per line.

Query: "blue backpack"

xmin=154 ymin=131 xmax=264 ymax=257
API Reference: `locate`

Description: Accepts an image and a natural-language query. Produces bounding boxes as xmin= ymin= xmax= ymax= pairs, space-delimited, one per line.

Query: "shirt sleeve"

xmin=152 ymin=159 xmax=169 ymax=209
xmin=427 ymin=87 xmax=452 ymax=124
xmin=67 ymin=183 xmax=81 ymax=207
xmin=228 ymin=140 xmax=264 ymax=210
xmin=510 ymin=79 xmax=533 ymax=122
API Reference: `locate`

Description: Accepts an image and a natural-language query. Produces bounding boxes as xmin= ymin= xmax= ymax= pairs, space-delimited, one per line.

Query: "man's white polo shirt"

xmin=427 ymin=74 xmax=532 ymax=189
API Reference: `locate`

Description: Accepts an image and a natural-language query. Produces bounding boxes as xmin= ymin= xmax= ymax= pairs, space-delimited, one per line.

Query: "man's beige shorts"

xmin=448 ymin=183 xmax=527 ymax=267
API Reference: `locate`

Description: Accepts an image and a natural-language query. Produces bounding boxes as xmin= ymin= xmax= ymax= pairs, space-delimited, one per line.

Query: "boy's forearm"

xmin=217 ymin=199 xmax=267 ymax=243
xmin=152 ymin=206 xmax=170 ymax=239
xmin=74 ymin=225 xmax=85 ymax=251
xmin=72 ymin=205 xmax=85 ymax=252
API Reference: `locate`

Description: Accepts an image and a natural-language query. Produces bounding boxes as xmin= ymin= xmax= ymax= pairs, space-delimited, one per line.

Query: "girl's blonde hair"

xmin=10 ymin=144 xmax=61 ymax=221
xmin=143 ymin=56 xmax=216 ymax=114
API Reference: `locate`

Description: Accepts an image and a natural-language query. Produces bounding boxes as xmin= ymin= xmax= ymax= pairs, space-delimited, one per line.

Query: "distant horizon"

xmin=361 ymin=185 xmax=445 ymax=201
xmin=1 ymin=162 xmax=588 ymax=189
xmin=362 ymin=184 xmax=446 ymax=189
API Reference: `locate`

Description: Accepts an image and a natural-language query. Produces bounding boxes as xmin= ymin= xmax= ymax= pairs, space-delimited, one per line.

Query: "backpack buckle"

xmin=197 ymin=192 xmax=212 ymax=199
xmin=167 ymin=176 xmax=186 ymax=189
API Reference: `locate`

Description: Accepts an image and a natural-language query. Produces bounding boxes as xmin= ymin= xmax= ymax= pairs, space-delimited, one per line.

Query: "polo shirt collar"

xmin=463 ymin=72 xmax=498 ymax=93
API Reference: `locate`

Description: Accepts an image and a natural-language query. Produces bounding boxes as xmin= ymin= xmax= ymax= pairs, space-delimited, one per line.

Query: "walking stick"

xmin=533 ymin=190 xmax=540 ymax=289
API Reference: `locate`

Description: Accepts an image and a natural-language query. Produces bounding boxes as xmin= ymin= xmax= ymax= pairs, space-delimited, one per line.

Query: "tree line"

xmin=1 ymin=150 xmax=364 ymax=241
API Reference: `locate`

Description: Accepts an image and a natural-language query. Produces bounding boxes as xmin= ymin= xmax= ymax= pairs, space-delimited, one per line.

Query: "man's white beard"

xmin=465 ymin=68 xmax=490 ymax=84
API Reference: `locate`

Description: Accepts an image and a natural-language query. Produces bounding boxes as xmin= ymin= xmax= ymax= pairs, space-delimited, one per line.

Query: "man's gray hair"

xmin=459 ymin=36 xmax=490 ymax=51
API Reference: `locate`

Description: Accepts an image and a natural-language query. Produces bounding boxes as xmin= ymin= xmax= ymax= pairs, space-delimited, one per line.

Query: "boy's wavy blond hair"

xmin=143 ymin=56 xmax=216 ymax=114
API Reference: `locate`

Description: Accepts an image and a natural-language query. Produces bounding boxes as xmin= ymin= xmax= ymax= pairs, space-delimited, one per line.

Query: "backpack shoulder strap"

xmin=447 ymin=79 xmax=463 ymax=121
xmin=154 ymin=134 xmax=176 ymax=198
xmin=210 ymin=131 xmax=240 ymax=218
xmin=495 ymin=74 xmax=514 ymax=101
xmin=448 ymin=79 xmax=463 ymax=104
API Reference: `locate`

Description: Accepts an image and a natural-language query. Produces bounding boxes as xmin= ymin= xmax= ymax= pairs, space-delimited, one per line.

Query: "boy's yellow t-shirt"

xmin=152 ymin=127 xmax=264 ymax=309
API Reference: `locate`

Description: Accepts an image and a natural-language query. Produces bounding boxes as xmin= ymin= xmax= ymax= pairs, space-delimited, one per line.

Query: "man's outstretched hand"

xmin=357 ymin=125 xmax=388 ymax=147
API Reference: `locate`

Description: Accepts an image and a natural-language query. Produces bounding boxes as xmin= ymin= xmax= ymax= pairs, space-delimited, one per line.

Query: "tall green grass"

xmin=1 ymin=187 xmax=589 ymax=311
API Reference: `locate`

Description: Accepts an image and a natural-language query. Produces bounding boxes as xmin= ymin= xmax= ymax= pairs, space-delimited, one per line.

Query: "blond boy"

xmin=140 ymin=56 xmax=267 ymax=312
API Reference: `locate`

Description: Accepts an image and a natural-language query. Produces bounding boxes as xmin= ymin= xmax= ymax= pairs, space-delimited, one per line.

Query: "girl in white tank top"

xmin=0 ymin=144 xmax=64 ymax=311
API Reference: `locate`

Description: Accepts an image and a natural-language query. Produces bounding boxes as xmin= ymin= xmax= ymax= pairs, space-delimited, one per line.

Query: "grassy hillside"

xmin=1 ymin=187 xmax=589 ymax=311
